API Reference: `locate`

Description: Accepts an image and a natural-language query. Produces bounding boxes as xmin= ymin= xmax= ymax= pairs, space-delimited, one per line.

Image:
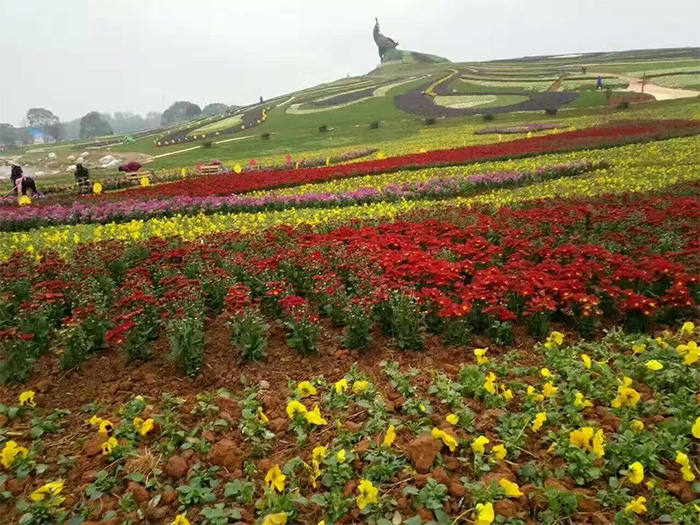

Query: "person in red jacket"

xmin=118 ymin=161 xmax=142 ymax=173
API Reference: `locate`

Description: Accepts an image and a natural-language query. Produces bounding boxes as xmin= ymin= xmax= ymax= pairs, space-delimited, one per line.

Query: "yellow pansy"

xmin=527 ymin=385 xmax=544 ymax=402
xmin=356 ymin=479 xmax=378 ymax=509
xmin=540 ymin=368 xmax=552 ymax=378
xmin=542 ymin=382 xmax=558 ymax=398
xmin=257 ymin=407 xmax=270 ymax=424
xmin=492 ymin=444 xmax=507 ymax=460
xmin=352 ymin=380 xmax=368 ymax=394
xmin=133 ymin=417 xmax=154 ymax=436
xmin=631 ymin=420 xmax=645 ymax=432
xmin=471 ymin=435 xmax=489 ymax=454
xmin=304 ymin=405 xmax=328 ymax=426
xmin=628 ymin=462 xmax=644 ymax=484
xmin=172 ymin=514 xmax=191 ymax=525
xmin=532 ymin=412 xmax=547 ymax=432
xmin=19 ymin=390 xmax=36 ymax=407
xmin=30 ymin=481 xmax=65 ymax=505
xmin=101 ymin=437 xmax=118 ymax=456
xmin=580 ymin=354 xmax=592 ymax=369
xmin=625 ymin=496 xmax=647 ymax=515
xmin=337 ymin=449 xmax=346 ymax=462
xmin=431 ymin=427 xmax=459 ymax=452
xmin=383 ymin=425 xmax=396 ymax=447
xmin=645 ymin=360 xmax=663 ymax=371
xmin=98 ymin=420 xmax=114 ymax=435
xmin=611 ymin=377 xmax=641 ymax=408
xmin=312 ymin=446 xmax=327 ymax=463
xmin=680 ymin=321 xmax=695 ymax=336
xmin=483 ymin=372 xmax=497 ymax=394
xmin=261 ymin=513 xmax=287 ymax=525
xmin=446 ymin=413 xmax=459 ymax=425
xmin=475 ymin=502 xmax=495 ymax=525
xmin=544 ymin=331 xmax=564 ymax=348
xmin=1 ymin=440 xmax=28 ymax=469
xmin=692 ymin=416 xmax=700 ymax=439
xmin=297 ymin=381 xmax=317 ymax=398
xmin=574 ymin=392 xmax=593 ymax=409
xmin=677 ymin=341 xmax=699 ymax=365
xmin=675 ymin=451 xmax=696 ymax=482
xmin=474 ymin=347 xmax=489 ymax=365
xmin=87 ymin=415 xmax=103 ymax=426
xmin=286 ymin=400 xmax=307 ymax=418
xmin=499 ymin=478 xmax=523 ymax=498
xmin=334 ymin=378 xmax=348 ymax=394
xmin=570 ymin=427 xmax=594 ymax=449
xmin=632 ymin=344 xmax=646 ymax=354
xmin=265 ymin=465 xmax=286 ymax=492
xmin=501 ymin=385 xmax=514 ymax=401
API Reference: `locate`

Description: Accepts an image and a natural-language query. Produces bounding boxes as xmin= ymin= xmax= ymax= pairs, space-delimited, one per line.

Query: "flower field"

xmin=1 ymin=115 xmax=699 ymax=525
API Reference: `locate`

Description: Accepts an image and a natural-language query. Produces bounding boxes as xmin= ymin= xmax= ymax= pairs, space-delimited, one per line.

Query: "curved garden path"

xmin=593 ymin=72 xmax=700 ymax=101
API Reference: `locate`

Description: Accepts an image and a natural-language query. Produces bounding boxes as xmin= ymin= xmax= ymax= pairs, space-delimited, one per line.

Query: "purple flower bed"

xmin=0 ymin=161 xmax=604 ymax=232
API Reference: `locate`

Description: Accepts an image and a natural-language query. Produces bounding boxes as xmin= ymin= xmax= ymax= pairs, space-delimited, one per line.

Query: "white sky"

xmin=1 ymin=0 xmax=699 ymax=126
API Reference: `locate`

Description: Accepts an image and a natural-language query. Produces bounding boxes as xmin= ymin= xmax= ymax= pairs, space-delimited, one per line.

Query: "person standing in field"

xmin=596 ymin=76 xmax=603 ymax=90
xmin=118 ymin=161 xmax=142 ymax=174
xmin=74 ymin=161 xmax=91 ymax=193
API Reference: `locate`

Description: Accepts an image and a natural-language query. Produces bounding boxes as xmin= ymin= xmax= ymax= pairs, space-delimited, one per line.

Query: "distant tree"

xmin=161 ymin=101 xmax=201 ymax=126
xmin=79 ymin=111 xmax=113 ymax=138
xmin=201 ymin=103 xmax=229 ymax=117
xmin=26 ymin=107 xmax=61 ymax=141
xmin=0 ymin=123 xmax=16 ymax=148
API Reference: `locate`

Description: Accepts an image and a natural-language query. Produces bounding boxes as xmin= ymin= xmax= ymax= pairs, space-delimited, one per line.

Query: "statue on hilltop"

xmin=373 ymin=18 xmax=399 ymax=61
xmin=372 ymin=18 xmax=450 ymax=66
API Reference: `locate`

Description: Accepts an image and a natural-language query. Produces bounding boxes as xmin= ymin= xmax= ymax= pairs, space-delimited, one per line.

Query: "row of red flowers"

xmin=93 ymin=120 xmax=699 ymax=201
xmin=1 ymin=186 xmax=697 ymax=383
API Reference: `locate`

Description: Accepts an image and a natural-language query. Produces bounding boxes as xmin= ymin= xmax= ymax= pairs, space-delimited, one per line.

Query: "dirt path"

xmin=593 ymin=72 xmax=700 ymax=101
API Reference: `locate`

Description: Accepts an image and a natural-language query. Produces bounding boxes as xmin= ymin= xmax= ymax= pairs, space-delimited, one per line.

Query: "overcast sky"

xmin=1 ymin=0 xmax=698 ymax=126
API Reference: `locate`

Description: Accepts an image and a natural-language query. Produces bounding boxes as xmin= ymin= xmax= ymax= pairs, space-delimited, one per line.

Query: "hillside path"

xmin=592 ymin=72 xmax=699 ymax=101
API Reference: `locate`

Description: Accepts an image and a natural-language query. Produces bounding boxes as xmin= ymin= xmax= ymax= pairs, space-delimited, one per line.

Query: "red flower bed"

xmin=98 ymin=120 xmax=699 ymax=200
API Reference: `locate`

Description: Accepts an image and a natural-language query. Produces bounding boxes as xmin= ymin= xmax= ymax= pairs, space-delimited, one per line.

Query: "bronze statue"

xmin=373 ymin=18 xmax=399 ymax=61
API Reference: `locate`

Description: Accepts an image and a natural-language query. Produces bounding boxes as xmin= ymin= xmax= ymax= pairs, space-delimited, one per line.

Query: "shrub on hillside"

xmin=318 ymin=124 xmax=328 ymax=133
xmin=261 ymin=132 xmax=271 ymax=140
xmin=425 ymin=117 xmax=437 ymax=126
xmin=544 ymin=108 xmax=558 ymax=116
xmin=617 ymin=101 xmax=631 ymax=110
xmin=482 ymin=113 xmax=495 ymax=121
xmin=202 ymin=140 xmax=213 ymax=148
xmin=369 ymin=121 xmax=380 ymax=129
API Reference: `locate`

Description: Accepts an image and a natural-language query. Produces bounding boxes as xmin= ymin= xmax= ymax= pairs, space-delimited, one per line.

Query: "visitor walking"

xmin=74 ymin=161 xmax=91 ymax=193
xmin=596 ymin=76 xmax=603 ymax=90
xmin=118 ymin=161 xmax=142 ymax=174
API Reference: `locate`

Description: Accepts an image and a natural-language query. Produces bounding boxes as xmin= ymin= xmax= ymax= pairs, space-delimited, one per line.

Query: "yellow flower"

xmin=680 ymin=321 xmax=695 ymax=336
xmin=475 ymin=502 xmax=495 ymax=525
xmin=492 ymin=444 xmax=507 ymax=460
xmin=383 ymin=425 xmax=396 ymax=447
xmin=574 ymin=392 xmax=593 ymax=409
xmin=304 ymin=405 xmax=328 ymax=426
xmin=98 ymin=419 xmax=114 ymax=435
xmin=631 ymin=420 xmax=645 ymax=432
xmin=92 ymin=182 xmax=103 ymax=195
xmin=675 ymin=451 xmax=696 ymax=482
xmin=352 ymin=380 xmax=368 ymax=394
xmin=1 ymin=440 xmax=28 ymax=469
xmin=261 ymin=512 xmax=287 ymax=525
xmin=30 ymin=481 xmax=64 ymax=505
xmin=532 ymin=412 xmax=547 ymax=432
xmin=499 ymin=478 xmax=523 ymax=498
xmin=257 ymin=407 xmax=269 ymax=424
xmin=101 ymin=437 xmax=118 ymax=456
xmin=645 ymin=360 xmax=663 ymax=371
xmin=233 ymin=164 xmax=242 ymax=174
xmin=446 ymin=414 xmax=459 ymax=425
xmin=542 ymin=382 xmax=558 ymax=398
xmin=312 ymin=446 xmax=327 ymax=463
xmin=133 ymin=417 xmax=154 ymax=436
xmin=540 ymin=368 xmax=552 ymax=378
xmin=430 ymin=427 xmax=459 ymax=452
xmin=628 ymin=462 xmax=644 ymax=484
xmin=356 ymin=479 xmax=378 ymax=509
xmin=337 ymin=449 xmax=346 ymax=462
xmin=570 ymin=427 xmax=595 ymax=450
xmin=592 ymin=429 xmax=606 ymax=458
xmin=580 ymin=354 xmax=592 ymax=369
xmin=265 ymin=465 xmax=286 ymax=492
xmin=172 ymin=514 xmax=191 ymax=525
xmin=419 ymin=403 xmax=426 ymax=412
xmin=632 ymin=344 xmax=646 ymax=354
xmin=677 ymin=341 xmax=699 ymax=365
xmin=286 ymin=400 xmax=307 ymax=418
xmin=87 ymin=415 xmax=103 ymax=426
xmin=544 ymin=331 xmax=564 ymax=348
xmin=297 ymin=381 xmax=317 ymax=398
xmin=611 ymin=377 xmax=640 ymax=408
xmin=19 ymin=390 xmax=36 ymax=407
xmin=471 ymin=435 xmax=489 ymax=454
xmin=18 ymin=195 xmax=32 ymax=206
xmin=625 ymin=496 xmax=647 ymax=515
xmin=140 ymin=176 xmax=150 ymax=187
xmin=474 ymin=347 xmax=489 ymax=365
xmin=527 ymin=385 xmax=544 ymax=403
xmin=484 ymin=372 xmax=497 ymax=394
xmin=500 ymin=386 xmax=513 ymax=401
xmin=654 ymin=337 xmax=669 ymax=349
xmin=692 ymin=416 xmax=700 ymax=439
xmin=334 ymin=378 xmax=348 ymax=394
